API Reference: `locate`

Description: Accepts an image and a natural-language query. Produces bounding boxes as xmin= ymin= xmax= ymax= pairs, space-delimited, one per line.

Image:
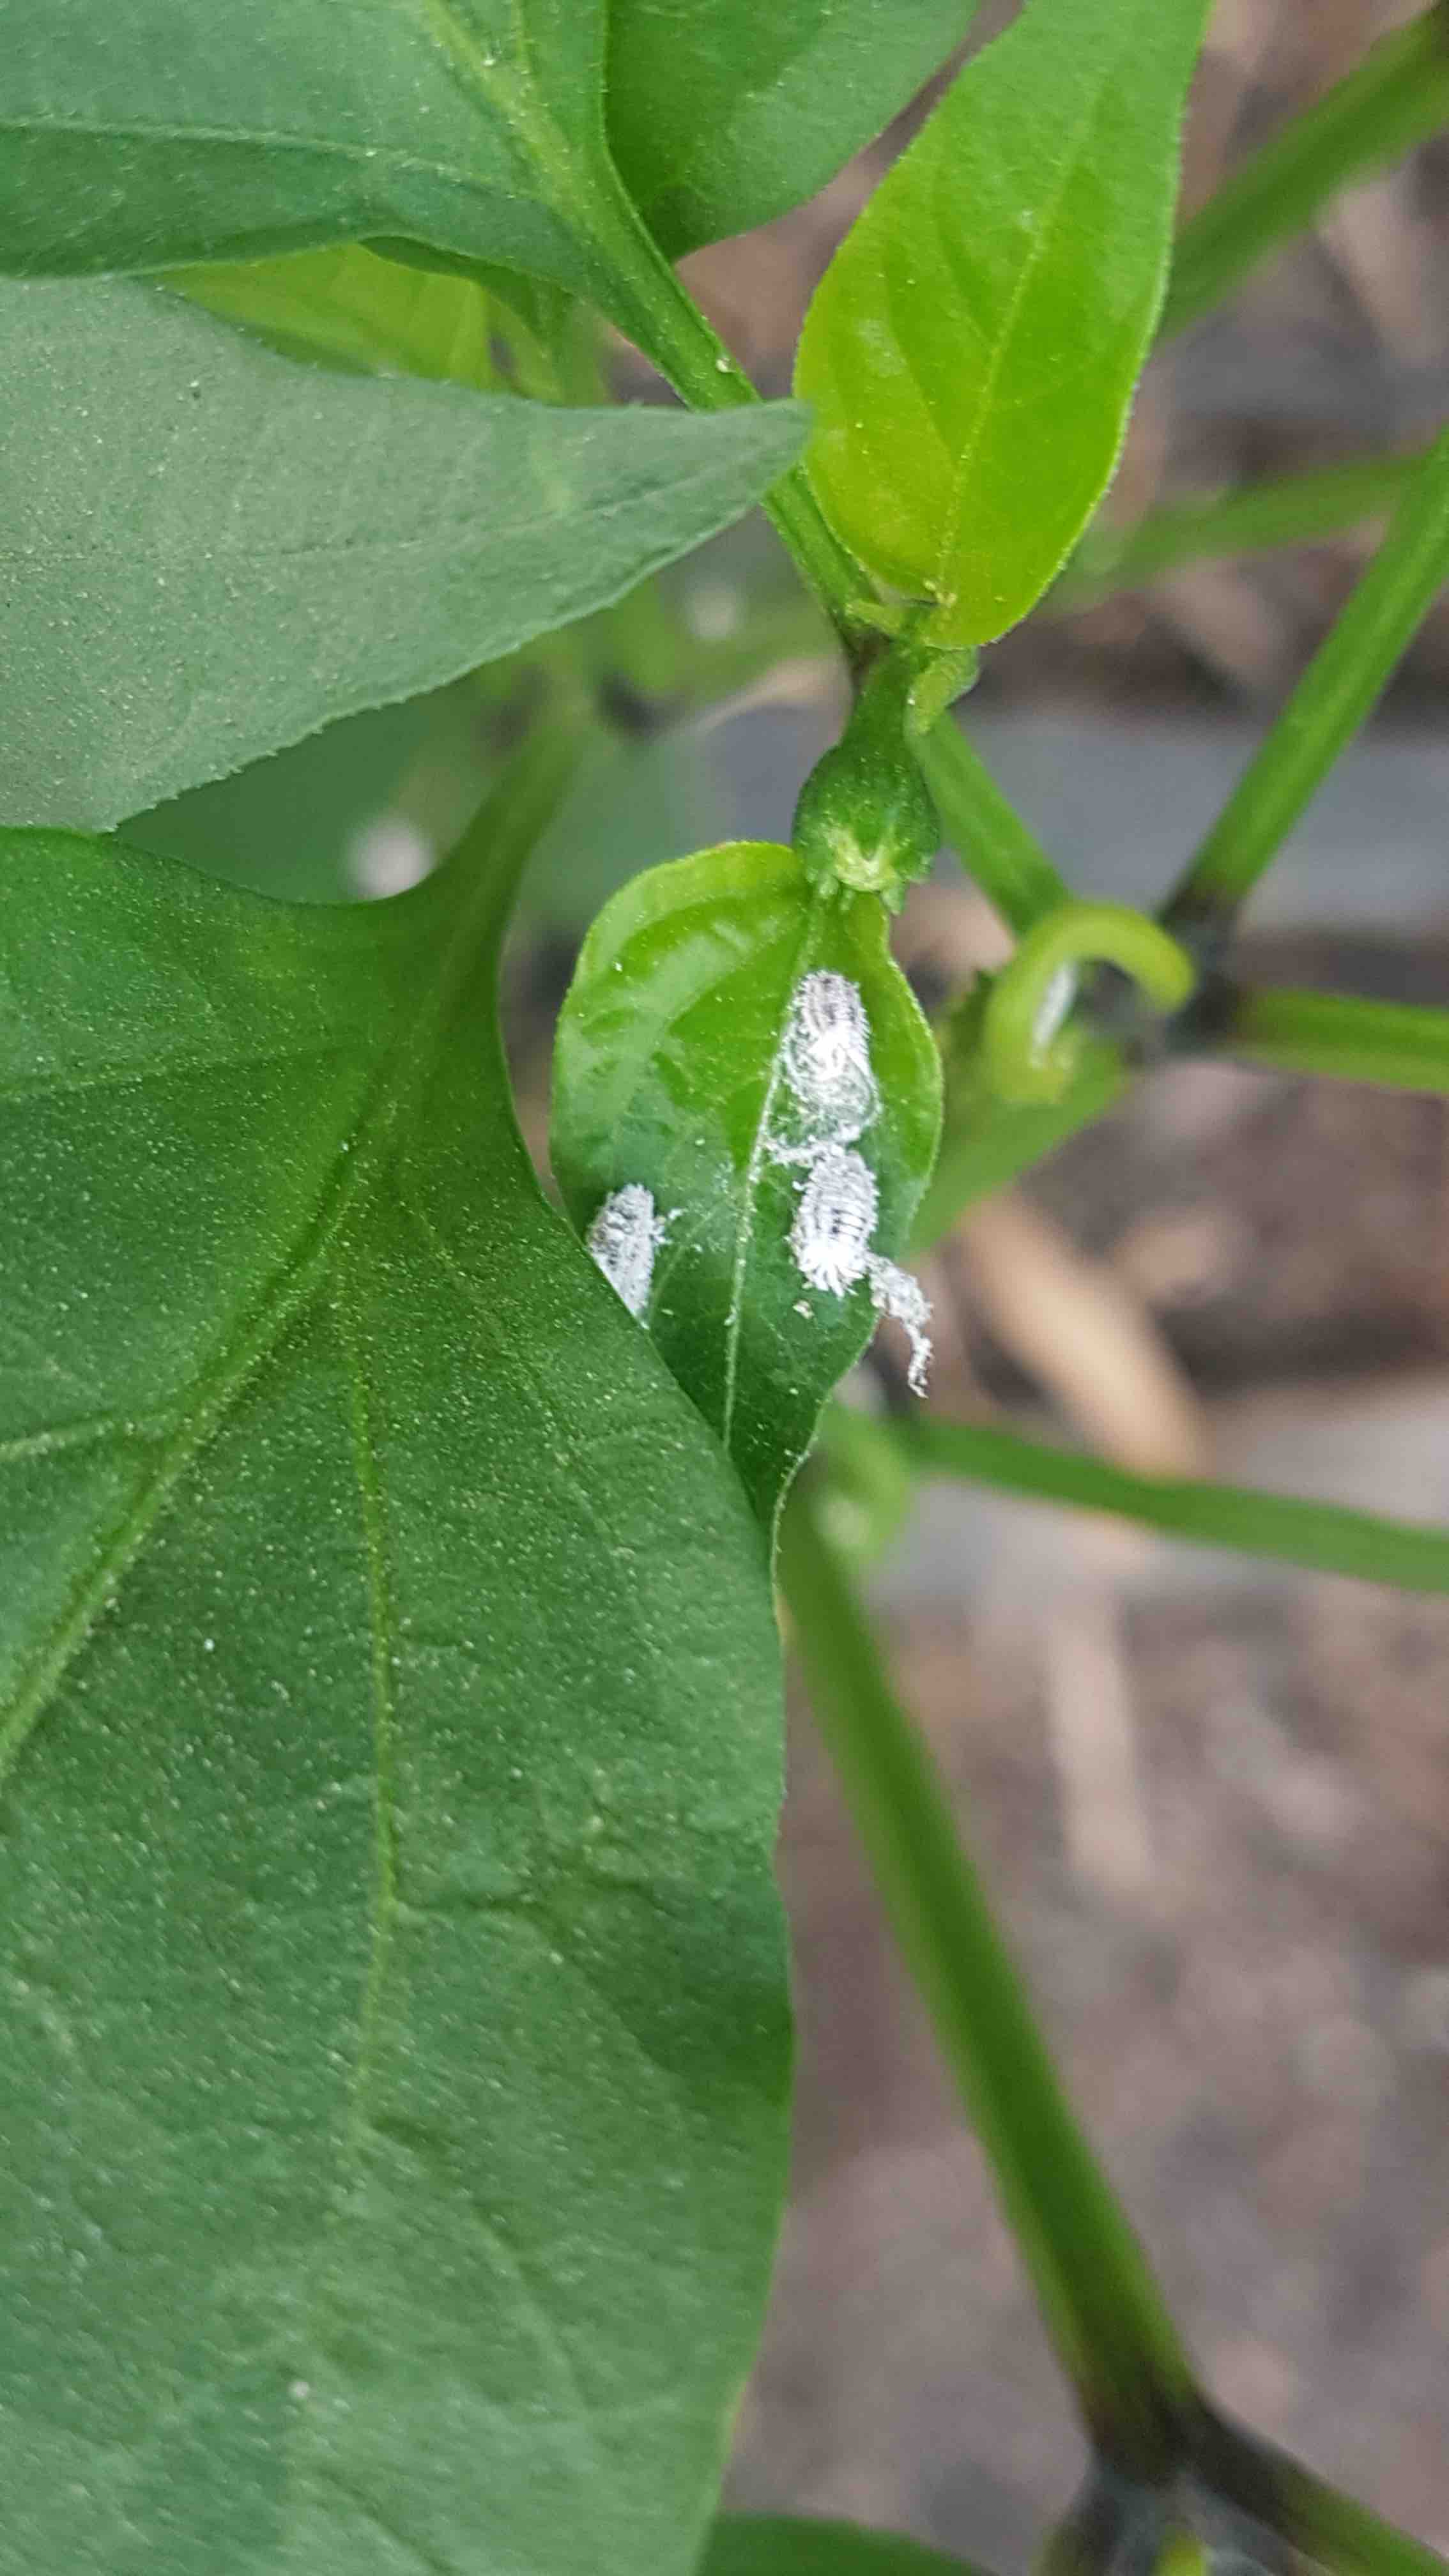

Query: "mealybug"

xmin=778 ymin=969 xmax=880 ymax=1150
xmin=867 ymin=1255 xmax=933 ymax=1397
xmin=789 ymin=1145 xmax=879 ymax=1296
xmin=586 ymin=1184 xmax=670 ymax=1319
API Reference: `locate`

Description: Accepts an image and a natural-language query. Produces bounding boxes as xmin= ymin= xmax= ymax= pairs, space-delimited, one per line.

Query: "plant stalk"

xmin=778 ymin=1480 xmax=1198 ymax=2476
xmin=1160 ymin=425 xmax=1449 ymax=941
xmin=1162 ymin=4 xmax=1449 ymax=340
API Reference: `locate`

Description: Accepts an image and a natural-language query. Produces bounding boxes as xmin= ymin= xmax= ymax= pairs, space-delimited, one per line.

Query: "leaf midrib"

xmin=931 ymin=12 xmax=1149 ymax=597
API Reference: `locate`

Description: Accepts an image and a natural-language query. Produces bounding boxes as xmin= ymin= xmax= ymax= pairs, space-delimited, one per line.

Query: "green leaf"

xmin=166 ymin=243 xmax=504 ymax=386
xmin=169 ymin=245 xmax=596 ymax=404
xmin=901 ymin=1414 xmax=1449 ymax=1599
xmin=0 ymin=275 xmax=805 ymax=832
xmin=0 ymin=747 xmax=791 ymax=2575
xmin=793 ymin=0 xmax=1211 ymax=646
xmin=702 ymin=2515 xmax=988 ymax=2576
xmin=607 ymin=1 xmax=981 ymax=260
xmin=551 ymin=843 xmax=942 ymax=1533
xmin=0 ymin=0 xmax=653 ymax=330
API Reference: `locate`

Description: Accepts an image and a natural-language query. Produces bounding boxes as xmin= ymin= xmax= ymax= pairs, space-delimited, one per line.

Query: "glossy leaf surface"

xmin=551 ymin=843 xmax=941 ymax=1531
xmin=607 ymin=0 xmax=979 ymax=259
xmin=703 ymin=2516 xmax=985 ymax=2576
xmin=0 ymin=758 xmax=790 ymax=2575
xmin=0 ymin=275 xmax=804 ymax=831
xmin=795 ymin=0 xmax=1211 ymax=644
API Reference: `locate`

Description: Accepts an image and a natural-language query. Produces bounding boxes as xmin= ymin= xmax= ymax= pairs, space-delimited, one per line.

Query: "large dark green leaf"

xmin=0 ymin=0 xmax=977 ymax=298
xmin=0 ymin=748 xmax=790 ymax=2575
xmin=0 ymin=0 xmax=642 ymax=321
xmin=794 ymin=0 xmax=1211 ymax=645
xmin=702 ymin=2517 xmax=986 ymax=2576
xmin=0 ymin=275 xmax=804 ymax=831
xmin=606 ymin=0 xmax=979 ymax=260
xmin=551 ymin=843 xmax=941 ymax=1532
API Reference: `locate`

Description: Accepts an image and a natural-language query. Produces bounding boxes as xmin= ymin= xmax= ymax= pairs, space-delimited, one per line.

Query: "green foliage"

xmin=703 ymin=2517 xmax=983 ymax=2576
xmin=0 ymin=756 xmax=790 ymax=2576
xmin=0 ymin=275 xmax=802 ymax=829
xmin=167 ymin=243 xmax=505 ymax=387
xmin=795 ymin=0 xmax=1211 ymax=645
xmin=0 ymin=0 xmax=631 ymax=313
xmin=551 ymin=843 xmax=940 ymax=1531
xmin=7 ymin=6 xmax=1449 ymax=2570
xmin=608 ymin=0 xmax=981 ymax=260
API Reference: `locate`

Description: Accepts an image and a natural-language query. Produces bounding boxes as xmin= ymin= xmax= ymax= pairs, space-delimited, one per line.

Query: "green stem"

xmin=1049 ymin=447 xmax=1437 ymax=614
xmin=898 ymin=1413 xmax=1449 ymax=1598
xmin=1191 ymin=2412 xmax=1449 ymax=2576
xmin=586 ymin=180 xmax=872 ymax=658
xmin=778 ymin=1480 xmax=1198 ymax=2474
xmin=1221 ymin=983 xmax=1449 ymax=1093
xmin=1161 ymin=425 xmax=1449 ymax=939
xmin=916 ymin=719 xmax=1071 ymax=934
xmin=1162 ymin=4 xmax=1449 ymax=341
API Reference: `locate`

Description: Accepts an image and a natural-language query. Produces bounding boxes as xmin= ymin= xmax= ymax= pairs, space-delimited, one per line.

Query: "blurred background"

xmin=123 ymin=1 xmax=1449 ymax=2557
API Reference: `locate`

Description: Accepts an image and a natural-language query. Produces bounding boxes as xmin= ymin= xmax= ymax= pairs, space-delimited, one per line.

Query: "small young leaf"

xmin=794 ymin=0 xmax=1211 ymax=645
xmin=0 ymin=751 xmax=790 ymax=2576
xmin=607 ymin=0 xmax=981 ymax=259
xmin=0 ymin=276 xmax=805 ymax=831
xmin=551 ymin=843 xmax=941 ymax=1532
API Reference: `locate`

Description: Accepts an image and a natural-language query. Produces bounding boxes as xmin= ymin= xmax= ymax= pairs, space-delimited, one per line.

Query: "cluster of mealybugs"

xmin=585 ymin=969 xmax=931 ymax=1397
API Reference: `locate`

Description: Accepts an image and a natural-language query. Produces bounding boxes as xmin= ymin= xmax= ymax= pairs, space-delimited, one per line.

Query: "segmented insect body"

xmin=789 ymin=1145 xmax=879 ymax=1296
xmin=773 ymin=969 xmax=934 ymax=1392
xmin=777 ymin=967 xmax=880 ymax=1153
xmin=586 ymin=1184 xmax=670 ymax=1319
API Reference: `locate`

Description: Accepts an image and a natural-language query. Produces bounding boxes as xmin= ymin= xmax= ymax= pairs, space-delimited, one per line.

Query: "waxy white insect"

xmin=772 ymin=970 xmax=934 ymax=1393
xmin=586 ymin=1184 xmax=670 ymax=1320
xmin=866 ymin=1255 xmax=933 ymax=1398
xmin=776 ymin=967 xmax=880 ymax=1155
xmin=790 ymin=1145 xmax=880 ymax=1296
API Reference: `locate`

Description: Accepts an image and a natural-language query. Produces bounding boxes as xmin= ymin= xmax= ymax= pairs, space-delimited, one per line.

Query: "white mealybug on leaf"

xmin=586 ymin=1184 xmax=670 ymax=1320
xmin=789 ymin=1145 xmax=879 ymax=1296
xmin=778 ymin=968 xmax=880 ymax=1152
xmin=866 ymin=1255 xmax=933 ymax=1397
